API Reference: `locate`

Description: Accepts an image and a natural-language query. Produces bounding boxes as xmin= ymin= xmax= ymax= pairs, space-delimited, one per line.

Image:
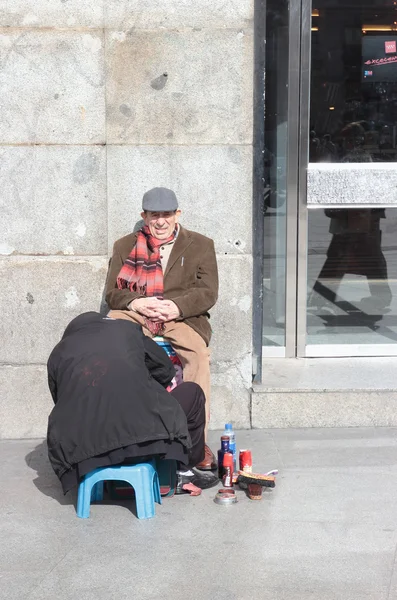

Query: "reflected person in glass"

xmin=309 ymin=119 xmax=392 ymax=314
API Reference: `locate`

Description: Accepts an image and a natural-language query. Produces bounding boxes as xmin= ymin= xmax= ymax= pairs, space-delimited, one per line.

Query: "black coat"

xmin=47 ymin=312 xmax=191 ymax=484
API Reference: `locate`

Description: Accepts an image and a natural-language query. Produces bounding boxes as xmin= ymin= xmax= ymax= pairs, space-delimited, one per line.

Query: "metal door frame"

xmin=255 ymin=0 xmax=310 ymax=370
xmin=295 ymin=0 xmax=312 ymax=358
xmin=284 ymin=0 xmax=304 ymax=358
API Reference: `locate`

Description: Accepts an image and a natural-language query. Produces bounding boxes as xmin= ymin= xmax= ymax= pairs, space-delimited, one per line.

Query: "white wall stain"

xmin=82 ymin=34 xmax=102 ymax=53
xmin=22 ymin=13 xmax=38 ymax=25
xmin=75 ymin=223 xmax=86 ymax=237
xmin=91 ymin=257 xmax=108 ymax=273
xmin=238 ymin=295 xmax=251 ymax=313
xmin=237 ymin=353 xmax=253 ymax=386
xmin=64 ymin=287 xmax=80 ymax=309
xmin=237 ymin=31 xmax=245 ymax=39
xmin=227 ymin=239 xmax=246 ymax=252
xmin=0 ymin=243 xmax=15 ymax=255
xmin=63 ymin=246 xmax=75 ymax=255
xmin=67 ymin=16 xmax=76 ymax=26
xmin=110 ymin=31 xmax=126 ymax=43
xmin=229 ymin=296 xmax=251 ymax=312
xmin=0 ymin=36 xmax=12 ymax=47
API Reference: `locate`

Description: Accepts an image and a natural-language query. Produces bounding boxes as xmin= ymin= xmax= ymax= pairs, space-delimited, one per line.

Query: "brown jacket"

xmin=105 ymin=226 xmax=218 ymax=345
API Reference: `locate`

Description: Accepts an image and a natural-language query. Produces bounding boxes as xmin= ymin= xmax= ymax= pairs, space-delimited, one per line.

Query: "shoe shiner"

xmin=47 ymin=312 xmax=218 ymax=497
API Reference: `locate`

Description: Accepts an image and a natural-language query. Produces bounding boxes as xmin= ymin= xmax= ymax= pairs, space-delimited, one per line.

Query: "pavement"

xmin=3 ymin=427 xmax=397 ymax=600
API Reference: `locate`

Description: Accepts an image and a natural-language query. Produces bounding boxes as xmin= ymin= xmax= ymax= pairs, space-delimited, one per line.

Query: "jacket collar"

xmin=164 ymin=225 xmax=192 ymax=278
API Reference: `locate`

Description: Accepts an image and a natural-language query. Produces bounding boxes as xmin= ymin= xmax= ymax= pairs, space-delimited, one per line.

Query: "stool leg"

xmin=91 ymin=481 xmax=104 ymax=503
xmin=77 ymin=478 xmax=93 ymax=519
xmin=134 ymin=469 xmax=156 ymax=519
xmin=135 ymin=486 xmax=155 ymax=519
xmin=153 ymin=472 xmax=162 ymax=505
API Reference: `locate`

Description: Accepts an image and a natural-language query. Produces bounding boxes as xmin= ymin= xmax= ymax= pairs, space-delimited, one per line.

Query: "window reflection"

xmin=307 ymin=208 xmax=397 ymax=346
xmin=311 ymin=1 xmax=397 ymax=163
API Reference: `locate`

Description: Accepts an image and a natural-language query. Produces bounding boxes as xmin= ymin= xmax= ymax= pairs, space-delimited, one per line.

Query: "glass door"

xmin=301 ymin=0 xmax=397 ymax=357
xmin=257 ymin=0 xmax=303 ymax=366
xmin=261 ymin=0 xmax=289 ymax=356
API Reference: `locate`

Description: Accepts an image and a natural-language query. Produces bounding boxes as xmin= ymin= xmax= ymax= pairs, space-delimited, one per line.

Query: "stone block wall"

xmin=0 ymin=1 xmax=254 ymax=438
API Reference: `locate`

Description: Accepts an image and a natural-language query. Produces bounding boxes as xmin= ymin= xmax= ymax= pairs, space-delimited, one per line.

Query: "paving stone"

xmin=211 ymin=366 xmax=251 ymax=429
xmin=0 ymin=366 xmax=51 ymax=439
xmin=0 ymin=31 xmax=105 ymax=143
xmin=107 ymin=145 xmax=252 ymax=255
xmin=105 ymin=0 xmax=253 ymax=29
xmin=0 ymin=1 xmax=104 ymax=27
xmin=2 ymin=430 xmax=397 ymax=600
xmin=252 ymin=390 xmax=397 ymax=428
xmin=106 ymin=29 xmax=253 ymax=144
xmin=210 ymin=255 xmax=252 ymax=363
xmin=0 ymin=146 xmax=106 ymax=256
xmin=0 ymin=256 xmax=108 ymax=364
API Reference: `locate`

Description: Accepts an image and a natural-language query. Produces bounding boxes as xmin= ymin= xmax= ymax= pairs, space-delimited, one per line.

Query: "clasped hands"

xmin=130 ymin=297 xmax=181 ymax=322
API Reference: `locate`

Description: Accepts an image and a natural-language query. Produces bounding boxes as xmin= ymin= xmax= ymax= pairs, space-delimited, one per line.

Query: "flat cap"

xmin=142 ymin=187 xmax=179 ymax=212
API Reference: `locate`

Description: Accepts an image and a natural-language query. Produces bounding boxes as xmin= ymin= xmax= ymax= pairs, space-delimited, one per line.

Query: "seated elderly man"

xmin=105 ymin=187 xmax=218 ymax=471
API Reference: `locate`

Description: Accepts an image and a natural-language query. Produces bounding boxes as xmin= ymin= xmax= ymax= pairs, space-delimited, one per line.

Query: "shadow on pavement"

xmin=25 ymin=441 xmax=140 ymax=517
xmin=25 ymin=440 xmax=76 ymax=506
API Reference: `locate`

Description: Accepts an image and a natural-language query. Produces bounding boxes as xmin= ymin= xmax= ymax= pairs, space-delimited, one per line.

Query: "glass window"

xmin=262 ymin=0 xmax=289 ymax=348
xmin=311 ymin=1 xmax=397 ymax=163
xmin=307 ymin=207 xmax=397 ymax=347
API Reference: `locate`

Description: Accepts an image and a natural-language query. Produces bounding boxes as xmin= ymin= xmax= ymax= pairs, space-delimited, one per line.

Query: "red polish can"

xmin=222 ymin=452 xmax=234 ymax=488
xmin=239 ymin=449 xmax=253 ymax=473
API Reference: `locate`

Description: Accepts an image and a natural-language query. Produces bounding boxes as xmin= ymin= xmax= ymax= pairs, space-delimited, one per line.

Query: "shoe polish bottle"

xmin=218 ymin=436 xmax=230 ymax=480
xmin=222 ymin=452 xmax=234 ymax=488
xmin=223 ymin=423 xmax=236 ymax=472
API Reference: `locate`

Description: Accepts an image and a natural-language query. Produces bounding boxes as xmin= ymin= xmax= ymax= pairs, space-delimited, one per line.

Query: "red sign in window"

xmin=385 ymin=41 xmax=396 ymax=54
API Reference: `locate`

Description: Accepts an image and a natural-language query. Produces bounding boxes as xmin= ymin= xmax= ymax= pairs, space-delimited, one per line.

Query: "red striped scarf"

xmin=117 ymin=226 xmax=177 ymax=334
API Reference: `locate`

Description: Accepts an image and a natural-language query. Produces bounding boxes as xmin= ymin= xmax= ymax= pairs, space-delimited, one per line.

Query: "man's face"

xmin=141 ymin=210 xmax=181 ymax=240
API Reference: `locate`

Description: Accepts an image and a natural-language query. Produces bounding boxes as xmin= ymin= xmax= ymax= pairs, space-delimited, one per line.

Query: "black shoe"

xmin=175 ymin=467 xmax=219 ymax=495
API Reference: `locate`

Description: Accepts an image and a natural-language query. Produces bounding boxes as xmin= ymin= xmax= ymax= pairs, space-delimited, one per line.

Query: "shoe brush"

xmin=237 ymin=471 xmax=276 ymax=489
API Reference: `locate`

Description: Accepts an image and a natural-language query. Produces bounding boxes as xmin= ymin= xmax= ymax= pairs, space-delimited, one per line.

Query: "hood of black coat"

xmin=62 ymin=311 xmax=107 ymax=339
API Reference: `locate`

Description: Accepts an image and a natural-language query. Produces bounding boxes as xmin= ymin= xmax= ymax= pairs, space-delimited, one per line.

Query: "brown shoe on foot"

xmin=196 ymin=444 xmax=217 ymax=471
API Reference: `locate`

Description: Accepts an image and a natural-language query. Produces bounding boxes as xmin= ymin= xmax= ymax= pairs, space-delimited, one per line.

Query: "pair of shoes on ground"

xmin=176 ymin=444 xmax=219 ymax=495
xmin=175 ymin=467 xmax=219 ymax=495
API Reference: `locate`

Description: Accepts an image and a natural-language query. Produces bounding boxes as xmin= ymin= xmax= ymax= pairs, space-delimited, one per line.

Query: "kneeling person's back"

xmin=47 ymin=311 xmax=191 ymax=493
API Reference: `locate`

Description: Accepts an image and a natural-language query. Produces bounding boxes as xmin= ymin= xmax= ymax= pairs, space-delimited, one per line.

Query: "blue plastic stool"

xmin=77 ymin=461 xmax=162 ymax=520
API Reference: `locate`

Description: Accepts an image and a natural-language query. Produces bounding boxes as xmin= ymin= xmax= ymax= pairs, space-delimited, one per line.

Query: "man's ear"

xmin=175 ymin=209 xmax=182 ymax=221
xmin=141 ymin=211 xmax=146 ymax=220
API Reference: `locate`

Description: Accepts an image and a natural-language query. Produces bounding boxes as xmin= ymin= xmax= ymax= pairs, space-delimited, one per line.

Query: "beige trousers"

xmin=108 ymin=310 xmax=211 ymax=426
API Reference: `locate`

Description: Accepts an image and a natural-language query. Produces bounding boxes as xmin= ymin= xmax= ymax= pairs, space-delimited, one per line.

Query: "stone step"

xmin=252 ymin=357 xmax=397 ymax=428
